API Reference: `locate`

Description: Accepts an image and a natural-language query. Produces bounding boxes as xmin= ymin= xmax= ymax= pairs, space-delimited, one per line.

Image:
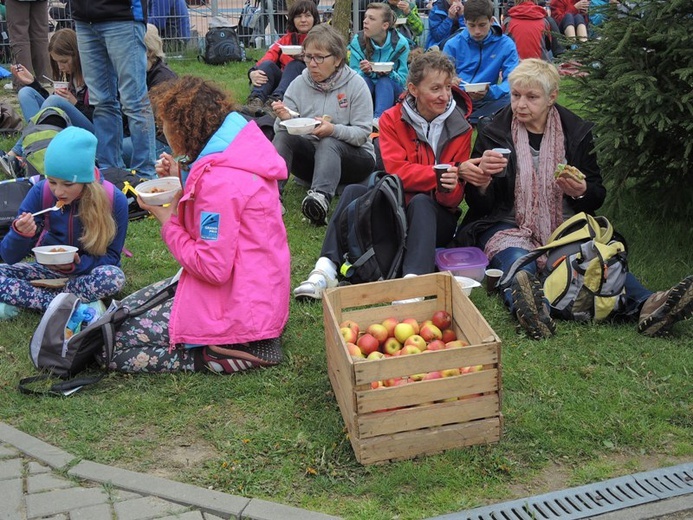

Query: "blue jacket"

xmin=349 ymin=30 xmax=410 ymax=88
xmin=71 ymin=0 xmax=147 ymax=23
xmin=0 ymin=178 xmax=129 ymax=276
xmin=443 ymin=25 xmax=520 ymax=101
xmin=426 ymin=0 xmax=463 ymax=49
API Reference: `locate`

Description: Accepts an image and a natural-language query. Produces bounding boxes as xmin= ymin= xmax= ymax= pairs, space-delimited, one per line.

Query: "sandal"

xmin=293 ymin=269 xmax=337 ymax=301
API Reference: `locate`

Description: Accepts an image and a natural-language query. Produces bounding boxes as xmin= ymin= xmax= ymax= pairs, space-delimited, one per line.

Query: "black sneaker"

xmin=637 ymin=275 xmax=693 ymax=337
xmin=0 ymin=152 xmax=16 ymax=178
xmin=511 ymin=270 xmax=556 ymax=340
xmin=301 ymin=190 xmax=329 ymax=226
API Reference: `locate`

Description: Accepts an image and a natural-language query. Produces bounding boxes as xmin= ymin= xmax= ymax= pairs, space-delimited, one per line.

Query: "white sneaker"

xmin=293 ymin=269 xmax=337 ymax=301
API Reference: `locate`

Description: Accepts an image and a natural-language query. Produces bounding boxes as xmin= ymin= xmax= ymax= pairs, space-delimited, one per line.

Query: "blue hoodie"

xmin=443 ymin=25 xmax=520 ymax=101
xmin=426 ymin=0 xmax=464 ymax=49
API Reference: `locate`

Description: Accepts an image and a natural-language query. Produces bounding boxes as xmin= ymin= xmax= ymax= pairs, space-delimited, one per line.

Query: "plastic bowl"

xmin=53 ymin=81 xmax=69 ymax=90
xmin=371 ymin=62 xmax=394 ymax=73
xmin=454 ymin=276 xmax=481 ymax=296
xmin=136 ymin=177 xmax=182 ymax=206
xmin=280 ymin=118 xmax=320 ymax=135
xmin=279 ymin=45 xmax=303 ymax=56
xmin=32 ymin=245 xmax=78 ymax=265
xmin=462 ymin=82 xmax=491 ymax=93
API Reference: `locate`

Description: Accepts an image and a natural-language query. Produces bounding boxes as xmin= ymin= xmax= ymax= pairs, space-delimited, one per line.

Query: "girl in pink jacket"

xmin=109 ymin=76 xmax=290 ymax=374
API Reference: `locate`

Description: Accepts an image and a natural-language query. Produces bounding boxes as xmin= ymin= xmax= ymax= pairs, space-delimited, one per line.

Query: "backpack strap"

xmin=18 ymin=373 xmax=106 ymax=397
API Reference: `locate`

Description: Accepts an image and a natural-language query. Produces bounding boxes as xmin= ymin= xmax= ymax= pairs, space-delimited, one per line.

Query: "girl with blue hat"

xmin=0 ymin=127 xmax=129 ymax=319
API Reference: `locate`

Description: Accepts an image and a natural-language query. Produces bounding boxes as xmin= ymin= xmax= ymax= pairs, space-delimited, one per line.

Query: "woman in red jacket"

xmin=245 ymin=0 xmax=320 ymax=113
xmin=550 ymin=0 xmax=588 ymax=42
xmin=294 ymin=50 xmax=483 ymax=300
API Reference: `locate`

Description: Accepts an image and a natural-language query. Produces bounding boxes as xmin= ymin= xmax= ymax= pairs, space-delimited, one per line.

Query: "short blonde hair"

xmin=145 ymin=24 xmax=166 ymax=65
xmin=508 ymin=58 xmax=560 ymax=98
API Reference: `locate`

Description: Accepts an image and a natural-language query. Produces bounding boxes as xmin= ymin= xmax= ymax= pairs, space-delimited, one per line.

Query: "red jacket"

xmin=379 ymin=88 xmax=473 ymax=211
xmin=550 ymin=0 xmax=587 ymax=25
xmin=255 ymin=32 xmax=308 ymax=71
xmin=506 ymin=3 xmax=552 ymax=60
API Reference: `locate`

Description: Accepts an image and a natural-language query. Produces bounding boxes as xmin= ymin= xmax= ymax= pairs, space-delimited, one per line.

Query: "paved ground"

xmin=1 ymin=420 xmax=691 ymax=520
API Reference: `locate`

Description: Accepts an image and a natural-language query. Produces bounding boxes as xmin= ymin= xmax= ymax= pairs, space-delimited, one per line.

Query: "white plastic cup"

xmin=492 ymin=148 xmax=511 ymax=178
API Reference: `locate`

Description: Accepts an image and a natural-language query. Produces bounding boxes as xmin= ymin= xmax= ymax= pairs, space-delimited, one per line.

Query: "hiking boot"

xmin=511 ymin=270 xmax=556 ymax=340
xmin=0 ymin=152 xmax=17 ymax=178
xmin=245 ymin=96 xmax=265 ymax=115
xmin=301 ymin=190 xmax=329 ymax=226
xmin=637 ymin=275 xmax=693 ymax=337
xmin=293 ymin=268 xmax=337 ymax=301
xmin=263 ymin=96 xmax=280 ymax=117
xmin=198 ymin=338 xmax=283 ymax=373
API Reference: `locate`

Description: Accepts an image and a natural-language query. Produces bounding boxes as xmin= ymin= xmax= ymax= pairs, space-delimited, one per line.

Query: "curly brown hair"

xmin=149 ymin=76 xmax=237 ymax=162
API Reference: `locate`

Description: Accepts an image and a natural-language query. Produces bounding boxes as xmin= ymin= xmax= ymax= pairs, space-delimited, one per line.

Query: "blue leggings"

xmin=0 ymin=262 xmax=125 ymax=311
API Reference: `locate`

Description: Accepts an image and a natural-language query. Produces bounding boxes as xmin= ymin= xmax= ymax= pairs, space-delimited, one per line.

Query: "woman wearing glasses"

xmin=271 ymin=24 xmax=375 ymax=226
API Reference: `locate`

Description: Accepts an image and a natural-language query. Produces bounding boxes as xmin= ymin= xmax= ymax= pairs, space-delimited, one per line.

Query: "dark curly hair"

xmin=149 ymin=76 xmax=237 ymax=162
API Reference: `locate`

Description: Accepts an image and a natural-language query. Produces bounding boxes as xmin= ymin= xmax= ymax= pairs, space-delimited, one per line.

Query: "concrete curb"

xmin=0 ymin=421 xmax=341 ymax=520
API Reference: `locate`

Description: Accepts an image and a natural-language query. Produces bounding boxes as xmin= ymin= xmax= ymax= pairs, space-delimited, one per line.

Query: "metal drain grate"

xmin=430 ymin=462 xmax=693 ymax=520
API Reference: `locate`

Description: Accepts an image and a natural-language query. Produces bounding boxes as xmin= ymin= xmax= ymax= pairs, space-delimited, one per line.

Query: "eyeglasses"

xmin=303 ymin=54 xmax=333 ymax=64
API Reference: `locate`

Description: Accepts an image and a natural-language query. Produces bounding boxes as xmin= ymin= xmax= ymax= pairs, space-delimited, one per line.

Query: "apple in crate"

xmin=394 ymin=322 xmax=415 ymax=343
xmin=400 ymin=344 xmax=422 ymax=356
xmin=426 ymin=339 xmax=446 ymax=351
xmin=383 ymin=337 xmax=402 ymax=355
xmin=367 ymin=351 xmax=386 ymax=360
xmin=366 ymin=323 xmax=388 ymax=344
xmin=381 ymin=317 xmax=399 ymax=337
xmin=357 ymin=333 xmax=380 ymax=356
xmin=445 ymin=339 xmax=469 ymax=349
xmin=345 ymin=342 xmax=364 ymax=359
xmin=404 ymin=334 xmax=427 ymax=352
xmin=340 ymin=327 xmax=357 ymax=344
xmin=423 ymin=370 xmax=442 ymax=380
xmin=441 ymin=328 xmax=457 ymax=343
xmin=340 ymin=319 xmax=360 ymax=336
xmin=402 ymin=318 xmax=420 ymax=334
xmin=431 ymin=310 xmax=452 ymax=330
xmin=420 ymin=323 xmax=442 ymax=342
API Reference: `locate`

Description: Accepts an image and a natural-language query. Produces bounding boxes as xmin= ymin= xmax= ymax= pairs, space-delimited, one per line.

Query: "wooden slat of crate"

xmin=358 ymin=392 xmax=500 ymax=437
xmin=355 ymin=417 xmax=502 ymax=465
xmin=356 ymin=368 xmax=499 ymax=414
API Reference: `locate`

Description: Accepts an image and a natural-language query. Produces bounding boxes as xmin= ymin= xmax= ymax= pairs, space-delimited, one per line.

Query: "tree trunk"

xmin=331 ymin=0 xmax=353 ymax=42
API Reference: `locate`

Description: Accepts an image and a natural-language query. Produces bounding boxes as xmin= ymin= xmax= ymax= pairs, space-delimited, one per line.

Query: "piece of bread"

xmin=30 ymin=278 xmax=68 ymax=289
xmin=554 ymin=163 xmax=586 ymax=181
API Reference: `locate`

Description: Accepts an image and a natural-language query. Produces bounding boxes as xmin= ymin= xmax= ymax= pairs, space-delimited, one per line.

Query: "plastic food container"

xmin=435 ymin=247 xmax=489 ymax=282
xmin=454 ymin=276 xmax=482 ymax=296
xmin=279 ymin=45 xmax=303 ymax=55
xmin=462 ymin=82 xmax=491 ymax=93
xmin=371 ymin=62 xmax=394 ymax=73
xmin=32 ymin=245 xmax=78 ymax=265
xmin=280 ymin=118 xmax=320 ymax=135
xmin=135 ymin=177 xmax=182 ymax=206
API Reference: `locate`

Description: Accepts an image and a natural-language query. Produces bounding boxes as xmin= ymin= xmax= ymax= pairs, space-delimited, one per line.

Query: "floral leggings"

xmin=0 ymin=262 xmax=125 ymax=311
xmin=109 ymin=277 xmax=198 ymax=373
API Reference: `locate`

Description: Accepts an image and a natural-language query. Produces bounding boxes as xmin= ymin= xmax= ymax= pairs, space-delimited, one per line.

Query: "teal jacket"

xmin=348 ymin=30 xmax=410 ymax=88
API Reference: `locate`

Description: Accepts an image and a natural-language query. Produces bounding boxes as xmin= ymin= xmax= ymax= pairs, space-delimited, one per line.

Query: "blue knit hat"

xmin=44 ymin=127 xmax=97 ymax=183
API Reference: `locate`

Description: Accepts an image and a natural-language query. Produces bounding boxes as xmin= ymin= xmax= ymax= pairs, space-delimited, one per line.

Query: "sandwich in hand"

xmin=554 ymin=163 xmax=586 ymax=181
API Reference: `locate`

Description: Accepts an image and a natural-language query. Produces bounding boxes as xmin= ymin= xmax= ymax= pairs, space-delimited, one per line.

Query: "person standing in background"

xmin=71 ymin=0 xmax=157 ymax=179
xmin=5 ymin=0 xmax=51 ymax=89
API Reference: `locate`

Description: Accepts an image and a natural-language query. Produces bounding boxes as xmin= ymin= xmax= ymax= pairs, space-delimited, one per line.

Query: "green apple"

xmin=394 ymin=322 xmax=415 ymax=343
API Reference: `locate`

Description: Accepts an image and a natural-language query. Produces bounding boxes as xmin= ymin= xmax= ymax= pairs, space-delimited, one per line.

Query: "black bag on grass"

xmin=100 ymin=167 xmax=148 ymax=221
xmin=336 ymin=172 xmax=407 ymax=285
xmin=19 ymin=280 xmax=178 ymax=396
xmin=199 ymin=26 xmax=246 ymax=64
xmin=0 ymin=177 xmax=34 ymax=244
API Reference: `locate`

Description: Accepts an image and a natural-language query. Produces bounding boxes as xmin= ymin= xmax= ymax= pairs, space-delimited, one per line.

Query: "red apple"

xmin=357 ymin=333 xmax=380 ymax=356
xmin=426 ymin=339 xmax=446 ymax=351
xmin=441 ymin=328 xmax=457 ymax=343
xmin=340 ymin=327 xmax=357 ymax=344
xmin=421 ymin=319 xmax=434 ymax=330
xmin=445 ymin=339 xmax=470 ymax=349
xmin=345 ymin=342 xmax=364 ymax=359
xmin=339 ymin=319 xmax=360 ymax=336
xmin=394 ymin=322 xmax=415 ymax=343
xmin=383 ymin=337 xmax=402 ymax=355
xmin=404 ymin=334 xmax=427 ymax=352
xmin=381 ymin=317 xmax=399 ymax=337
xmin=367 ymin=351 xmax=385 ymax=361
xmin=402 ymin=318 xmax=420 ymax=335
xmin=420 ymin=323 xmax=442 ymax=343
xmin=431 ymin=310 xmax=452 ymax=331
xmin=423 ymin=370 xmax=443 ymax=380
xmin=366 ymin=323 xmax=389 ymax=345
xmin=383 ymin=376 xmax=404 ymax=387
xmin=370 ymin=380 xmax=384 ymax=389
xmin=400 ymin=343 xmax=422 ymax=356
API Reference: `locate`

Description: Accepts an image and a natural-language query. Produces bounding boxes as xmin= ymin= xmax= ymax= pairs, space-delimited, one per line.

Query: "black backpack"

xmin=199 ymin=26 xmax=246 ymax=64
xmin=336 ymin=172 xmax=407 ymax=285
xmin=19 ymin=280 xmax=178 ymax=396
xmin=100 ymin=167 xmax=149 ymax=221
xmin=0 ymin=178 xmax=35 ymax=244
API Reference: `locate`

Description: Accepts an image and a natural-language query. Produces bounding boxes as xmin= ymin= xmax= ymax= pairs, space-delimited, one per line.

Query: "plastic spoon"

xmin=286 ymin=108 xmax=300 ymax=117
xmin=32 ymin=203 xmax=64 ymax=217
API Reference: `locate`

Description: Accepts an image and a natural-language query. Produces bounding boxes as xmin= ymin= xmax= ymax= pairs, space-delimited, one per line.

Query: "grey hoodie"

xmin=275 ymin=66 xmax=375 ymax=158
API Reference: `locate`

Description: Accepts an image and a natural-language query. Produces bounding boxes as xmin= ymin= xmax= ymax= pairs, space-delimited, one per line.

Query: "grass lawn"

xmin=0 ymin=52 xmax=691 ymax=520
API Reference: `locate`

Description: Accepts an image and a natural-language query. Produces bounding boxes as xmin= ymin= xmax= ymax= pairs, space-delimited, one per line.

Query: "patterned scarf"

xmin=306 ymin=65 xmax=347 ymax=93
xmin=484 ymin=107 xmax=566 ymax=268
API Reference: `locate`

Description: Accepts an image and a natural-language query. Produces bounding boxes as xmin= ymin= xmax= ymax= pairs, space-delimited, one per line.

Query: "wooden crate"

xmin=323 ymin=272 xmax=502 ymax=465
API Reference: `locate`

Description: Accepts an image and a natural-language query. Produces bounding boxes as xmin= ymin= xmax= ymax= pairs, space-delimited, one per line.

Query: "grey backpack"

xmin=19 ymin=281 xmax=178 ymax=395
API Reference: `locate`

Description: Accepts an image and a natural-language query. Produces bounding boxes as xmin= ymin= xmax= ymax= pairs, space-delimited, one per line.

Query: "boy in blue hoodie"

xmin=442 ymin=0 xmax=520 ymax=124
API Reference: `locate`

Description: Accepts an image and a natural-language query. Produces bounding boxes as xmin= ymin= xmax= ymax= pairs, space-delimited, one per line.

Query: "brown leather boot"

xmin=637 ymin=275 xmax=693 ymax=337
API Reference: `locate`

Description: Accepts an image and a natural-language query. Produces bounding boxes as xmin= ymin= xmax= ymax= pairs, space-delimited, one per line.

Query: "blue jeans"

xmin=479 ymin=222 xmax=653 ymax=317
xmin=364 ymin=76 xmax=403 ymax=118
xmin=250 ymin=60 xmax=306 ymax=102
xmin=13 ymin=88 xmax=95 ymax=156
xmin=75 ymin=20 xmax=156 ymax=178
xmin=122 ymin=137 xmax=172 ymax=170
xmin=470 ymin=93 xmax=511 ymax=125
